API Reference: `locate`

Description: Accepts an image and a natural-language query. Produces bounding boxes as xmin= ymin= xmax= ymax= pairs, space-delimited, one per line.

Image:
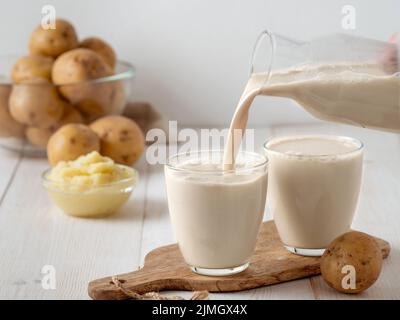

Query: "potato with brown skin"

xmin=12 ymin=55 xmax=54 ymax=83
xmin=52 ymin=48 xmax=118 ymax=119
xmin=29 ymin=19 xmax=78 ymax=58
xmin=105 ymin=80 xmax=126 ymax=114
xmin=9 ymin=78 xmax=64 ymax=128
xmin=57 ymin=102 xmax=84 ymax=125
xmin=0 ymin=86 xmax=25 ymax=138
xmin=26 ymin=103 xmax=83 ymax=148
xmin=52 ymin=48 xmax=112 ymax=85
xmin=80 ymin=37 xmax=116 ymax=69
xmin=26 ymin=126 xmax=53 ymax=149
xmin=320 ymin=231 xmax=383 ymax=294
xmin=90 ymin=115 xmax=144 ymax=165
xmin=47 ymin=124 xmax=100 ymax=166
xmin=60 ymin=80 xmax=126 ymax=122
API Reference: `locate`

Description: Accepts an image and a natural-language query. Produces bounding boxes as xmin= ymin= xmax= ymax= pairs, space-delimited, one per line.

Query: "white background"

xmin=1 ymin=0 xmax=399 ymax=126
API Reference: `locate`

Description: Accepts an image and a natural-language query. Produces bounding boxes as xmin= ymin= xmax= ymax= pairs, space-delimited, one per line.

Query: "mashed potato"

xmin=47 ymin=151 xmax=135 ymax=191
xmin=44 ymin=151 xmax=137 ymax=217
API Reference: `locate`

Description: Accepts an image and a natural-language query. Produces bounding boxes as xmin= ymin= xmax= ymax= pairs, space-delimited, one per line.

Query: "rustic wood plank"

xmin=88 ymin=220 xmax=390 ymax=300
xmin=1 ymin=122 xmax=399 ymax=299
xmin=0 ymin=154 xmax=148 ymax=299
xmin=0 ymin=148 xmax=23 ymax=204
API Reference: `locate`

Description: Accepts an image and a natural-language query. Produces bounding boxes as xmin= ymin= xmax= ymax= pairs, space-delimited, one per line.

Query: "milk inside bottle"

xmin=223 ymin=32 xmax=400 ymax=168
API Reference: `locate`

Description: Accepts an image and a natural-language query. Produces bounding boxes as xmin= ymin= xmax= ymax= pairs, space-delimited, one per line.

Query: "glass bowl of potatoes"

xmin=0 ymin=19 xmax=135 ymax=156
xmin=0 ymin=54 xmax=135 ymax=155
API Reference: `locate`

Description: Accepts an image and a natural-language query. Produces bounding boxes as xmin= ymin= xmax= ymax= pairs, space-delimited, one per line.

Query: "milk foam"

xmin=266 ymin=136 xmax=361 ymax=157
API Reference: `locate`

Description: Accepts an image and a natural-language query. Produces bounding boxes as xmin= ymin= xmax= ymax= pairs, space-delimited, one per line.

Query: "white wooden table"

xmin=0 ymin=123 xmax=399 ymax=300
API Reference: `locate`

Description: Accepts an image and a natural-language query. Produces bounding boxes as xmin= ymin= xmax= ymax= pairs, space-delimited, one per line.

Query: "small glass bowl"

xmin=0 ymin=54 xmax=135 ymax=155
xmin=42 ymin=165 xmax=138 ymax=218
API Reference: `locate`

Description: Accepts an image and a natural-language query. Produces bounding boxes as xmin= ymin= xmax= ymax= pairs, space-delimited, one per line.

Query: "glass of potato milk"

xmin=264 ymin=135 xmax=364 ymax=256
xmin=165 ymin=150 xmax=268 ymax=276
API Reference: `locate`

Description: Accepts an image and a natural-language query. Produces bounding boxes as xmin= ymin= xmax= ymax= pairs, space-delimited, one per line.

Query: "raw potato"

xmin=9 ymin=78 xmax=64 ymax=128
xmin=90 ymin=115 xmax=144 ymax=165
xmin=12 ymin=55 xmax=54 ymax=83
xmin=320 ymin=231 xmax=383 ymax=294
xmin=80 ymin=37 xmax=116 ymax=69
xmin=26 ymin=103 xmax=83 ymax=148
xmin=58 ymin=103 xmax=84 ymax=125
xmin=25 ymin=126 xmax=53 ymax=148
xmin=0 ymin=86 xmax=25 ymax=138
xmin=47 ymin=124 xmax=100 ymax=166
xmin=29 ymin=19 xmax=78 ymax=57
xmin=60 ymin=80 xmax=125 ymax=121
xmin=52 ymin=48 xmax=118 ymax=119
xmin=52 ymin=48 xmax=112 ymax=85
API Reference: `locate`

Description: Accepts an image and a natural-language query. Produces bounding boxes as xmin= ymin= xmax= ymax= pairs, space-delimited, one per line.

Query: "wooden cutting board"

xmin=88 ymin=221 xmax=390 ymax=300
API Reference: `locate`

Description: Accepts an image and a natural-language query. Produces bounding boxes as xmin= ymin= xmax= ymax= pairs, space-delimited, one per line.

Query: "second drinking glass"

xmin=264 ymin=135 xmax=364 ymax=256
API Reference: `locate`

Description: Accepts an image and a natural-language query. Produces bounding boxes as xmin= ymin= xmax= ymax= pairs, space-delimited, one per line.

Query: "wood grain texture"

xmin=0 ymin=123 xmax=399 ymax=300
xmin=0 ymin=147 xmax=22 ymax=204
xmin=0 ymin=154 xmax=148 ymax=299
xmin=88 ymin=220 xmax=390 ymax=300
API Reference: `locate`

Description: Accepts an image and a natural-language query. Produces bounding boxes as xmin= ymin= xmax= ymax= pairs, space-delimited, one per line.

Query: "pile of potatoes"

xmin=0 ymin=19 xmax=144 ymax=165
xmin=47 ymin=115 xmax=145 ymax=166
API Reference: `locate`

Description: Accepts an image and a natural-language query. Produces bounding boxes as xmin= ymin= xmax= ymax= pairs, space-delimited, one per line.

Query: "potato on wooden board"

xmin=26 ymin=103 xmax=83 ymax=148
xmin=9 ymin=78 xmax=64 ymax=128
xmin=29 ymin=19 xmax=78 ymax=58
xmin=12 ymin=55 xmax=54 ymax=83
xmin=320 ymin=231 xmax=383 ymax=294
xmin=80 ymin=37 xmax=116 ymax=69
xmin=90 ymin=115 xmax=144 ymax=165
xmin=0 ymin=86 xmax=25 ymax=138
xmin=47 ymin=123 xmax=100 ymax=166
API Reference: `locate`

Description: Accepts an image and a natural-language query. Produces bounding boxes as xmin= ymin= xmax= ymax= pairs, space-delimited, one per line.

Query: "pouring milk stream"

xmin=223 ymin=32 xmax=400 ymax=169
xmin=165 ymin=32 xmax=398 ymax=271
